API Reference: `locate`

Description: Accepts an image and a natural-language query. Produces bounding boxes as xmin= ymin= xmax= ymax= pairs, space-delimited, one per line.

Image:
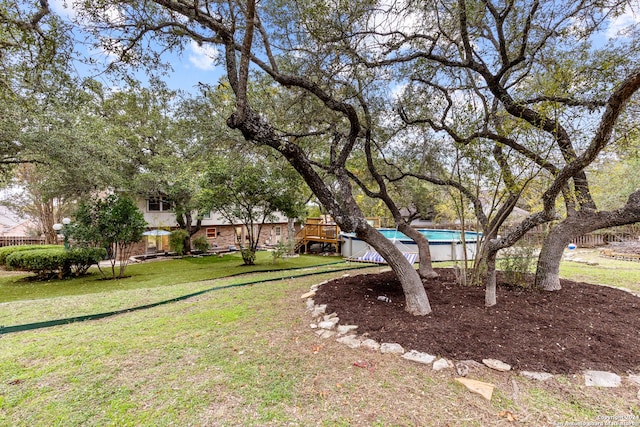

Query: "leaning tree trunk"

xmin=534 ymin=221 xmax=577 ymax=291
xmin=359 ymin=224 xmax=432 ymax=315
xmin=535 ymin=189 xmax=640 ymax=291
xmin=228 ymin=109 xmax=432 ymax=314
xmin=396 ymin=223 xmax=439 ymax=279
xmin=470 ymin=238 xmax=499 ymax=306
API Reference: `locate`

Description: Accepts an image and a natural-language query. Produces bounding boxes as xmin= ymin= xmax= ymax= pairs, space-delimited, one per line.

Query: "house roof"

xmin=1 ymin=220 xmax=38 ymax=237
xmin=0 ymin=206 xmax=21 ymax=229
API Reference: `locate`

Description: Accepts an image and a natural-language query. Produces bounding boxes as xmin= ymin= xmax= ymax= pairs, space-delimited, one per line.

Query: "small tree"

xmin=200 ymin=156 xmax=304 ymax=265
xmin=71 ymin=194 xmax=146 ymax=278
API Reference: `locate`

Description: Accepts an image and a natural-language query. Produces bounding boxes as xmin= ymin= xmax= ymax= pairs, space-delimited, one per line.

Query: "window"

xmin=275 ymin=226 xmax=281 ymax=236
xmin=147 ymin=197 xmax=172 ymax=212
xmin=206 ymin=227 xmax=217 ymax=238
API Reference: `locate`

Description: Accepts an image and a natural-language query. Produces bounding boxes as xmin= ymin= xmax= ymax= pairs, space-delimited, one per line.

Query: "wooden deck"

xmin=294 ymin=219 xmax=340 ymax=253
xmin=293 ymin=217 xmax=382 ymax=253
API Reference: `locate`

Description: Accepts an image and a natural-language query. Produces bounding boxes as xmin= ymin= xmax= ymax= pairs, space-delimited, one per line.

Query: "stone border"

xmin=302 ymin=278 xmax=639 ymax=397
xmin=600 ymin=248 xmax=640 ymax=262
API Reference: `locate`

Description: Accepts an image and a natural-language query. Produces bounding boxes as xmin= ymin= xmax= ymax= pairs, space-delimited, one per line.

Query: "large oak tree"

xmin=31 ymin=0 xmax=640 ymax=313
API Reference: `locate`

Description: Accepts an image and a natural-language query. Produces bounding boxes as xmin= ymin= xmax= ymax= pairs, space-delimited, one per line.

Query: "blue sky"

xmin=49 ymin=0 xmax=639 ymax=95
xmin=50 ymin=0 xmax=225 ymax=94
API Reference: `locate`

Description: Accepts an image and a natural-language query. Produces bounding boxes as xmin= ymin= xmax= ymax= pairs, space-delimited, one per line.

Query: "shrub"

xmin=169 ymin=229 xmax=190 ymax=255
xmin=6 ymin=248 xmax=65 ymax=277
xmin=240 ymin=248 xmax=257 ymax=265
xmin=0 ymin=245 xmax=60 ymax=266
xmin=497 ymin=243 xmax=536 ymax=287
xmin=65 ymin=247 xmax=108 ymax=276
xmin=192 ymin=235 xmax=209 ymax=253
xmin=5 ymin=247 xmax=106 ymax=279
xmin=271 ymin=241 xmax=291 ymax=264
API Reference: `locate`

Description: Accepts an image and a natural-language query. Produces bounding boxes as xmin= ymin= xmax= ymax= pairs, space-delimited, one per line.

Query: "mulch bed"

xmin=313 ymin=268 xmax=640 ymax=374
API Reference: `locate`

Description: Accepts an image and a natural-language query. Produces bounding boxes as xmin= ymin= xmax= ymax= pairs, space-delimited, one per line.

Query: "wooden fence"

xmin=414 ymin=222 xmax=640 ymax=248
xmin=506 ymin=224 xmax=640 ymax=248
xmin=0 ymin=236 xmax=46 ymax=247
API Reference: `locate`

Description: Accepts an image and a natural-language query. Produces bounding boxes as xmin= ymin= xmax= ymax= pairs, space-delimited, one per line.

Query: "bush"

xmin=240 ymin=248 xmax=256 ymax=265
xmin=169 ymin=229 xmax=190 ymax=255
xmin=70 ymin=194 xmax=146 ymax=279
xmin=497 ymin=243 xmax=536 ymax=287
xmin=65 ymin=247 xmax=108 ymax=276
xmin=192 ymin=235 xmax=209 ymax=253
xmin=271 ymin=241 xmax=291 ymax=264
xmin=5 ymin=247 xmax=107 ymax=279
xmin=0 ymin=245 xmax=60 ymax=266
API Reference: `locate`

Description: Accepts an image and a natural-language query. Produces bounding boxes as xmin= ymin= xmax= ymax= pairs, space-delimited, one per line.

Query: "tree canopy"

xmin=71 ymin=194 xmax=146 ymax=278
xmin=199 ymin=154 xmax=308 ymax=264
xmin=2 ymin=0 xmax=640 ymax=314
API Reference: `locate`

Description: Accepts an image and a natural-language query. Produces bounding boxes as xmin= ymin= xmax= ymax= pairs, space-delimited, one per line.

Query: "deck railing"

xmin=0 ymin=236 xmax=46 ymax=247
xmin=295 ymin=224 xmax=340 ymax=243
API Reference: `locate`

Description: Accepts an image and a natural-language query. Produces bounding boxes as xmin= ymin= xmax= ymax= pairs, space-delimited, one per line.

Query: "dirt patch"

xmin=314 ymin=268 xmax=640 ymax=375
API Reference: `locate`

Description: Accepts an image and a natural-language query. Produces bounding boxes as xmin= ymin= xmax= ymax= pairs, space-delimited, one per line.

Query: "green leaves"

xmin=199 ymin=154 xmax=307 ymax=263
xmin=3 ymin=246 xmax=107 ymax=279
xmin=70 ymin=194 xmax=146 ymax=278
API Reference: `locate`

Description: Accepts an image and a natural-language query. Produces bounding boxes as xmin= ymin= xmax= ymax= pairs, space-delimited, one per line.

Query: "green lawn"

xmin=0 ymin=252 xmax=366 ymax=327
xmin=1 ymin=259 xmax=637 ymax=426
xmin=0 ymin=252 xmax=345 ymax=303
xmin=559 ymin=249 xmax=640 ymax=293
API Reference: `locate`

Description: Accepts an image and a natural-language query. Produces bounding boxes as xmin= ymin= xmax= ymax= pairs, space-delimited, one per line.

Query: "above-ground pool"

xmin=341 ymin=228 xmax=480 ymax=262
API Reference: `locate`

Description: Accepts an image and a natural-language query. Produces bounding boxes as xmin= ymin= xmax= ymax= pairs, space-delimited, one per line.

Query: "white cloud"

xmin=390 ymin=82 xmax=407 ymax=101
xmin=50 ymin=0 xmax=122 ymax=25
xmin=188 ymin=41 xmax=219 ymax=70
xmin=49 ymin=0 xmax=77 ymax=21
xmin=369 ymin=0 xmax=423 ymax=35
xmin=606 ymin=2 xmax=640 ymax=38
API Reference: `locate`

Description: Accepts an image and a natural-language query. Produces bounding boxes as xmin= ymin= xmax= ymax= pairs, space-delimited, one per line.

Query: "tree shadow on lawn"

xmin=314 ymin=268 xmax=640 ymax=374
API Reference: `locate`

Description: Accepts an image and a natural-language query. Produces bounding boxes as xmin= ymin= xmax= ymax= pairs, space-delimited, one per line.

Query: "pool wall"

xmin=341 ymin=229 xmax=480 ymax=262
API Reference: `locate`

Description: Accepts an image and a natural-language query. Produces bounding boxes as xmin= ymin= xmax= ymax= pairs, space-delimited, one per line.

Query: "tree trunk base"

xmin=485 ymin=274 xmax=497 ymax=307
xmin=485 ymin=289 xmax=496 ymax=307
xmin=419 ymin=269 xmax=439 ymax=280
xmin=405 ymin=295 xmax=432 ymax=315
xmin=539 ymin=273 xmax=562 ymax=291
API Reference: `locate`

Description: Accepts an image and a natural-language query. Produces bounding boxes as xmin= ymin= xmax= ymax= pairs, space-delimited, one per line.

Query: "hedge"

xmin=0 ymin=245 xmax=60 ymax=265
xmin=5 ymin=247 xmax=107 ymax=279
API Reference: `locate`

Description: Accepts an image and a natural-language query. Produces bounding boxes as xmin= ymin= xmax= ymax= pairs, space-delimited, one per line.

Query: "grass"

xmin=0 ymin=251 xmax=344 ymax=303
xmin=0 ymin=252 xmax=367 ymax=327
xmin=559 ymin=248 xmax=640 ymax=293
xmin=0 ymin=250 xmax=639 ymax=425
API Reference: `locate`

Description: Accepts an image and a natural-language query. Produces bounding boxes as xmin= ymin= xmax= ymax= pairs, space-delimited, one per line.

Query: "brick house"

xmin=134 ymin=195 xmax=298 ymax=255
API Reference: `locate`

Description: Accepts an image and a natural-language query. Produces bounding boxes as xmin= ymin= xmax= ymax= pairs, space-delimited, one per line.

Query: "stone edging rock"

xmin=600 ymin=249 xmax=640 ymax=263
xmin=302 ymin=278 xmax=639 ymax=399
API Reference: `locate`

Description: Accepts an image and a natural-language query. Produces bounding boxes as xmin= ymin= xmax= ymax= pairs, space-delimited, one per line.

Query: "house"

xmin=0 ymin=207 xmax=43 ymax=246
xmin=135 ymin=195 xmax=298 ymax=254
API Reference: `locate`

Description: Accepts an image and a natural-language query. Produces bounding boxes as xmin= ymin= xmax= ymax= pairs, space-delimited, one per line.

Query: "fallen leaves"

xmin=498 ymin=410 xmax=517 ymax=422
xmin=353 ymin=359 xmax=375 ymax=373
